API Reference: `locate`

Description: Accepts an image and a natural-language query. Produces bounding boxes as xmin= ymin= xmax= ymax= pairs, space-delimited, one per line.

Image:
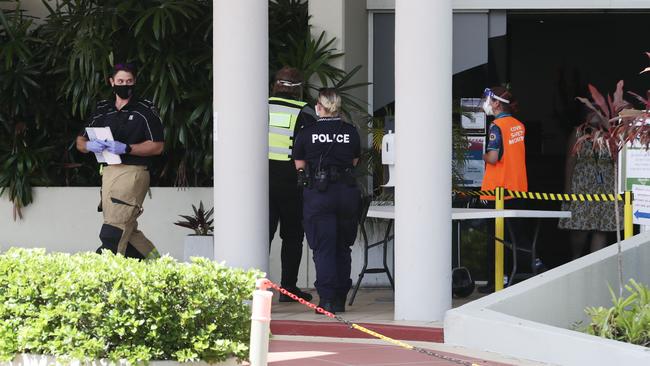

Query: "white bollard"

xmin=249 ymin=279 xmax=273 ymax=366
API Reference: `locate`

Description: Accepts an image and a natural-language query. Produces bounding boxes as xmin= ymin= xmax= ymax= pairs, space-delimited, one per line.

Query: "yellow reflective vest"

xmin=268 ymin=97 xmax=307 ymax=161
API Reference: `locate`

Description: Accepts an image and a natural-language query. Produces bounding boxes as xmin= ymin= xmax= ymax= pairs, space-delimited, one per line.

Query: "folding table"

xmin=348 ymin=205 xmax=571 ymax=305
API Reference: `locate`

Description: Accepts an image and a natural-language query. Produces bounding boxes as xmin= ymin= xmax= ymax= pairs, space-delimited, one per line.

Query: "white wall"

xmin=367 ymin=0 xmax=650 ymax=10
xmin=445 ymin=232 xmax=650 ymax=366
xmin=0 ymin=187 xmax=212 ymax=260
xmin=0 ymin=188 xmax=394 ymax=290
xmin=309 ymin=0 xmax=369 ymax=108
xmin=0 ymin=0 xmax=54 ymax=19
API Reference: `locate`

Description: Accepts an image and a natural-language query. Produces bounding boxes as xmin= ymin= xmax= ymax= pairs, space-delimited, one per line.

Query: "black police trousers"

xmin=270 ymin=183 xmax=305 ymax=289
xmin=303 ymin=182 xmax=361 ymax=301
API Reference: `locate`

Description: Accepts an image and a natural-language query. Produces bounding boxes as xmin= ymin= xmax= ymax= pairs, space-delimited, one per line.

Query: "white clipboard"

xmin=85 ymin=127 xmax=122 ymax=165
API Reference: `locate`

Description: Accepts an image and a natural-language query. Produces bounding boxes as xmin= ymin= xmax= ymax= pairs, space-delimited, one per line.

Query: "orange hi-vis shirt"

xmin=480 ymin=116 xmax=528 ymax=200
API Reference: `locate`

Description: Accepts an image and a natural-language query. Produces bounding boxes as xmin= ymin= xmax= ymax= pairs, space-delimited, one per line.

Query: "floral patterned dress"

xmin=558 ymin=140 xmax=623 ymax=231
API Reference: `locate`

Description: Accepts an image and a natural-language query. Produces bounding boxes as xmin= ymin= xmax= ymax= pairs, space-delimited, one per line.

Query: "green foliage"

xmin=583 ymin=279 xmax=650 ymax=347
xmin=174 ymin=201 xmax=214 ymax=236
xmin=0 ymin=248 xmax=261 ymax=363
xmin=269 ymin=0 xmax=309 ymax=76
xmin=362 ymin=104 xmax=470 ymax=197
xmin=0 ymin=6 xmax=53 ymax=219
xmin=0 ymin=122 xmax=53 ymax=220
xmin=37 ymin=0 xmax=215 ymax=187
xmin=0 ymin=0 xmax=370 ymax=214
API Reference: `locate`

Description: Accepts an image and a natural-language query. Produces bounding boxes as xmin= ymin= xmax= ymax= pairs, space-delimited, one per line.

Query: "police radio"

xmin=314 ymin=169 xmax=329 ymax=192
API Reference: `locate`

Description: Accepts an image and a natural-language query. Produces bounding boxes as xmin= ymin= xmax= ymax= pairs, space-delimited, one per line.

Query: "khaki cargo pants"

xmin=97 ymin=165 xmax=160 ymax=259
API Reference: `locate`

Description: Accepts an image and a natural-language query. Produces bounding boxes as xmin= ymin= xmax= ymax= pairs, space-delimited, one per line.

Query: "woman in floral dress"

xmin=558 ymin=115 xmax=622 ymax=259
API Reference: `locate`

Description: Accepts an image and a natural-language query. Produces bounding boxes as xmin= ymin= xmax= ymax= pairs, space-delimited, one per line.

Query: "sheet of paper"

xmin=85 ymin=127 xmax=121 ymax=165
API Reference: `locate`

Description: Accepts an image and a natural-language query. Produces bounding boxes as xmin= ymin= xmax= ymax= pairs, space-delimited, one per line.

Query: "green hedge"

xmin=0 ymin=248 xmax=262 ymax=363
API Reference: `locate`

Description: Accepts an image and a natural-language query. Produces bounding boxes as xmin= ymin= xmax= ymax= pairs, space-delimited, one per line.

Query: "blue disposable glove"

xmin=103 ymin=140 xmax=128 ymax=155
xmin=86 ymin=140 xmax=107 ymax=154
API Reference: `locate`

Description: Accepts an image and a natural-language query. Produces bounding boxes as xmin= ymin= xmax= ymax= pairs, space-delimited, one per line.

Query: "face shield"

xmin=481 ymin=88 xmax=510 ymax=116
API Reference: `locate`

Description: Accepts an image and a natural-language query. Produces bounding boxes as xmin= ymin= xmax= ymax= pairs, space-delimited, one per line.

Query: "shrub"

xmin=0 ymin=248 xmax=262 ymax=363
xmin=583 ymin=279 xmax=650 ymax=347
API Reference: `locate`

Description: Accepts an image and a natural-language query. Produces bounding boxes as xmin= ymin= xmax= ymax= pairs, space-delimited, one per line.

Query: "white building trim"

xmin=368 ymin=0 xmax=650 ymax=10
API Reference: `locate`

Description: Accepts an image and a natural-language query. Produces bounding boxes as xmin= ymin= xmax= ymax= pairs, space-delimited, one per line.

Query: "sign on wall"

xmin=622 ymin=143 xmax=650 ymax=190
xmin=458 ymin=136 xmax=486 ymax=187
xmin=632 ymin=184 xmax=650 ymax=226
xmin=460 ymin=98 xmax=486 ymax=135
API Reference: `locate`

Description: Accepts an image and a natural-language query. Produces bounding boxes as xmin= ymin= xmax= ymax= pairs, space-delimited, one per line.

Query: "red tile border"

xmin=270 ymin=320 xmax=444 ymax=343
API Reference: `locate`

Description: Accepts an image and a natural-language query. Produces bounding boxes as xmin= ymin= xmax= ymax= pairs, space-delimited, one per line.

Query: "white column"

xmin=394 ymin=0 xmax=452 ymax=321
xmin=213 ymin=1 xmax=268 ymax=273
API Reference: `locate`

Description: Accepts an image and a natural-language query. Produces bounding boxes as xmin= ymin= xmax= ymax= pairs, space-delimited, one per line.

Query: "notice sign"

xmin=625 ymin=146 xmax=650 ymax=190
xmin=460 ymin=98 xmax=486 ymax=134
xmin=632 ymin=184 xmax=650 ymax=225
xmin=458 ymin=136 xmax=486 ymax=187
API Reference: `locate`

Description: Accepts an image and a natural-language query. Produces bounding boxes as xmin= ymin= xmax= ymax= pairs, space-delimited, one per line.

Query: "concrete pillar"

xmin=394 ymin=0 xmax=452 ymax=321
xmin=213 ymin=1 xmax=268 ymax=273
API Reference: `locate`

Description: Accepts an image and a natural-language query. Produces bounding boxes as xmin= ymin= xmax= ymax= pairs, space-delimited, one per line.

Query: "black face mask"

xmin=113 ymin=85 xmax=134 ymax=99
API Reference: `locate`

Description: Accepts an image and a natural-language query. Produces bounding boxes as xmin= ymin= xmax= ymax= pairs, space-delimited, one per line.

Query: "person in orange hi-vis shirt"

xmin=480 ymin=86 xmax=527 ymax=199
xmin=477 ymin=86 xmax=529 ymax=293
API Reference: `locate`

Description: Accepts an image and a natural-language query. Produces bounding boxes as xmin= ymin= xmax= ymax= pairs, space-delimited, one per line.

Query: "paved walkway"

xmin=262 ymin=288 xmax=548 ymax=366
xmin=263 ymin=336 xmax=546 ymax=366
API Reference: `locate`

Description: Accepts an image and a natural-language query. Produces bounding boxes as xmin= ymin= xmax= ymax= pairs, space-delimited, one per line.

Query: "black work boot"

xmin=315 ymin=300 xmax=336 ymax=315
xmin=333 ymin=295 xmax=346 ymax=313
xmin=279 ymin=287 xmax=313 ymax=302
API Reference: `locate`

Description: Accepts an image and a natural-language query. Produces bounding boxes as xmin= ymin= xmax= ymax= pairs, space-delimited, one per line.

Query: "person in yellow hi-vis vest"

xmin=76 ymin=63 xmax=163 ymax=260
xmin=269 ymin=67 xmax=317 ymax=302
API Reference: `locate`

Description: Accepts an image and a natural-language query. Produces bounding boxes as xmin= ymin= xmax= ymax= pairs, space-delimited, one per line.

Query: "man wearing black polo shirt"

xmin=76 ymin=63 xmax=164 ymax=259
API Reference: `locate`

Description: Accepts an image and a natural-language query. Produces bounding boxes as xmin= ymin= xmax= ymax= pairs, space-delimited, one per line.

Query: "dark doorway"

xmin=507 ymin=11 xmax=650 ymax=268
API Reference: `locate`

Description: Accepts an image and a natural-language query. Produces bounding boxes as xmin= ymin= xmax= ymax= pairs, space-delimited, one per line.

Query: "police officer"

xmin=268 ymin=67 xmax=316 ymax=302
xmin=76 ymin=62 xmax=164 ymax=260
xmin=293 ymin=88 xmax=361 ymax=314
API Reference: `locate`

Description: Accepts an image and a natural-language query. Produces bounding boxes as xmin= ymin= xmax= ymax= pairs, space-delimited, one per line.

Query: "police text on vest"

xmin=312 ymin=133 xmax=350 ymax=143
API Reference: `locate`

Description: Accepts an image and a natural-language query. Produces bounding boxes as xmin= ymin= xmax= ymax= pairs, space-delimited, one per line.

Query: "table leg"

xmin=507 ymin=222 xmax=517 ymax=287
xmin=531 ymin=218 xmax=541 ymax=275
xmin=349 ymin=218 xmax=394 ymax=306
xmin=383 ymin=219 xmax=395 ymax=289
xmin=349 ymin=221 xmax=370 ymax=305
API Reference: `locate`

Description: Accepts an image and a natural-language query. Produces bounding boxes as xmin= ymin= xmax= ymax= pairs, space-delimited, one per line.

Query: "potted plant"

xmin=174 ymin=201 xmax=214 ymax=262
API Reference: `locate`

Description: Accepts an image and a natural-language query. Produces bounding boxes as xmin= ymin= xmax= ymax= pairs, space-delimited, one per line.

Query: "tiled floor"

xmin=262 ymin=336 xmax=546 ymax=366
xmin=271 ymin=287 xmax=487 ymax=327
xmin=268 ymin=340 xmax=506 ymax=366
xmin=262 ymin=288 xmax=547 ymax=366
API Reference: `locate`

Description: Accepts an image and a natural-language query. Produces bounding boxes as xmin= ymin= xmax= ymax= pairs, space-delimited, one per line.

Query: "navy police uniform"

xmin=80 ymin=97 xmax=164 ymax=260
xmin=293 ymin=117 xmax=361 ymax=309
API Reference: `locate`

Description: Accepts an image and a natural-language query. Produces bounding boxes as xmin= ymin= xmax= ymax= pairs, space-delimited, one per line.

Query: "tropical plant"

xmin=573 ymin=53 xmax=650 ymax=294
xmin=0 ymin=5 xmax=54 ymax=219
xmin=0 ymin=122 xmax=53 ymax=220
xmin=269 ymin=0 xmax=309 ymax=75
xmin=38 ymin=0 xmax=215 ymax=187
xmin=364 ymin=104 xmax=470 ymax=197
xmin=0 ymin=248 xmax=262 ymax=363
xmin=174 ymin=201 xmax=214 ymax=235
xmin=0 ymin=0 xmax=371 ymax=218
xmin=583 ymin=279 xmax=650 ymax=347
